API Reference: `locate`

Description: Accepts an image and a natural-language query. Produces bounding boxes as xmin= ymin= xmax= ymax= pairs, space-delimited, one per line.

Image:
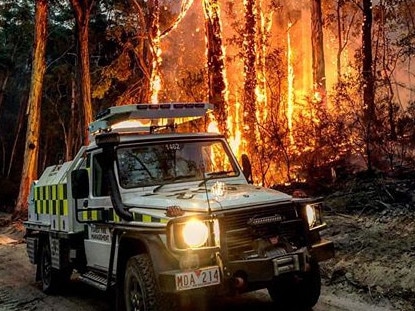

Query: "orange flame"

xmin=287 ymin=22 xmax=295 ymax=145
xmin=255 ymin=1 xmax=273 ymax=125
xmin=150 ymin=28 xmax=162 ymax=105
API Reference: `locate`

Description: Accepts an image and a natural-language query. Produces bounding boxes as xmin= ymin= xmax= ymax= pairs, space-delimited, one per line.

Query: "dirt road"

xmin=0 ymin=242 xmax=396 ymax=311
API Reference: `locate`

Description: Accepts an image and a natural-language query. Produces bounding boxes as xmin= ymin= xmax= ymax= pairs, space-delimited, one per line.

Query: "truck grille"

xmin=219 ymin=203 xmax=306 ymax=261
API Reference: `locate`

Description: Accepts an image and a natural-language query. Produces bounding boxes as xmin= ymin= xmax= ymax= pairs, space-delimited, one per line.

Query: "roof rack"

xmin=89 ymin=102 xmax=213 ymax=134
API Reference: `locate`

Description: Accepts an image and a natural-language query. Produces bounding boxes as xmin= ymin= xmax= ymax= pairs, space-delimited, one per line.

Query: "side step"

xmin=78 ymin=271 xmax=115 ymax=291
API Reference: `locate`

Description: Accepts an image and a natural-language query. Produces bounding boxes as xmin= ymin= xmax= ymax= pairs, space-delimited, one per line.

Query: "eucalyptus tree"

xmin=69 ymin=0 xmax=95 ymax=145
xmin=15 ymin=0 xmax=48 ymax=215
xmin=311 ymin=0 xmax=326 ymax=99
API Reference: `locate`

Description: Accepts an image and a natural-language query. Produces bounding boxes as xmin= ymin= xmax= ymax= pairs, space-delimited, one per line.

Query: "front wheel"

xmin=267 ymin=258 xmax=321 ymax=310
xmin=124 ymin=254 xmax=166 ymax=311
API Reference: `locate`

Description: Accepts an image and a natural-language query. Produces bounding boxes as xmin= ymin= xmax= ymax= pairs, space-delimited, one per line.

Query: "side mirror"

xmin=71 ymin=169 xmax=89 ymax=199
xmin=241 ymin=154 xmax=253 ymax=184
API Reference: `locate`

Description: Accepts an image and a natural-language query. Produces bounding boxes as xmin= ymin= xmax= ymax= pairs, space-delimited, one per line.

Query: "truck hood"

xmin=122 ymin=183 xmax=292 ymax=212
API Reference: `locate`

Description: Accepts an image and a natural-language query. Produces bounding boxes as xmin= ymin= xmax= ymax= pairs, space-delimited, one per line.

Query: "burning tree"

xmin=203 ymin=0 xmax=228 ymax=136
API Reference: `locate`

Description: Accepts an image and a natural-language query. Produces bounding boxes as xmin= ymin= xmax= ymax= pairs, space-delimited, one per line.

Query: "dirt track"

xmin=0 ymin=240 xmax=400 ymax=311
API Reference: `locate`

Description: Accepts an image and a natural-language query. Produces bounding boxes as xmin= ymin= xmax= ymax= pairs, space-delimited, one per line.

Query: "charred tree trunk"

xmin=70 ymin=0 xmax=94 ymax=145
xmin=362 ymin=0 xmax=375 ymax=172
xmin=15 ymin=0 xmax=48 ymax=215
xmin=243 ymin=0 xmax=257 ymax=156
xmin=203 ymin=0 xmax=227 ymax=136
xmin=311 ymin=0 xmax=326 ymax=101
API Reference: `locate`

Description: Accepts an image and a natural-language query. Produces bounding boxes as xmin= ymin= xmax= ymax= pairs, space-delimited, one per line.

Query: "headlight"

xmin=167 ymin=216 xmax=220 ymax=252
xmin=183 ymin=219 xmax=209 ymax=248
xmin=305 ymin=204 xmax=317 ymax=227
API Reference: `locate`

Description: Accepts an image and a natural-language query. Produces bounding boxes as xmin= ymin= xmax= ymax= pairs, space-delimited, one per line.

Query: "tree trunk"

xmin=311 ymin=0 xmax=326 ymax=101
xmin=149 ymin=0 xmax=161 ymax=104
xmin=70 ymin=0 xmax=94 ymax=145
xmin=243 ymin=0 xmax=257 ymax=156
xmin=336 ymin=1 xmax=342 ymax=79
xmin=15 ymin=0 xmax=48 ymax=215
xmin=362 ymin=0 xmax=375 ymax=172
xmin=203 ymin=0 xmax=228 ymax=136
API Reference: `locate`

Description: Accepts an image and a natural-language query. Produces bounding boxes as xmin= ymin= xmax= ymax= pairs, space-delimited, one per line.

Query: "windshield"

xmin=116 ymin=139 xmax=239 ymax=188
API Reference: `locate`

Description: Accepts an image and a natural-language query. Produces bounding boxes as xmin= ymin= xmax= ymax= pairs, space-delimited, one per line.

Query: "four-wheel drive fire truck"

xmin=24 ymin=102 xmax=334 ymax=310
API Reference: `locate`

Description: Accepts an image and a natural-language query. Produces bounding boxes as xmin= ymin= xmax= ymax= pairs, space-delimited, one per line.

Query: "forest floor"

xmin=319 ymin=172 xmax=415 ymax=310
xmin=1 ymin=173 xmax=415 ymax=310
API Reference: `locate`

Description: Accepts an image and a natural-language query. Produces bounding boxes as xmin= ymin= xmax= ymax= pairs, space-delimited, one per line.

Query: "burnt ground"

xmin=319 ymin=174 xmax=415 ymax=310
xmin=1 ymin=174 xmax=415 ymax=310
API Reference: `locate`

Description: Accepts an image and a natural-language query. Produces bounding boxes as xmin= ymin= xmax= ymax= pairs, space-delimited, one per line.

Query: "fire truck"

xmin=24 ymin=103 xmax=334 ymax=310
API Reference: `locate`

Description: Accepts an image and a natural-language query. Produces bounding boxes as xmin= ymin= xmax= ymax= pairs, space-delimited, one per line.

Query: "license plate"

xmin=175 ymin=266 xmax=220 ymax=291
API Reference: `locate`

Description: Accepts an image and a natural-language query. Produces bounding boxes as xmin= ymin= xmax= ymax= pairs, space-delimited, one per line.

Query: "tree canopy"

xmin=2 ymin=0 xmax=415 ymax=212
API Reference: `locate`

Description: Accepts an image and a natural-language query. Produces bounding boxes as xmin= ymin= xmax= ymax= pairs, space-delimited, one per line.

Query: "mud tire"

xmin=40 ymin=239 xmax=71 ymax=294
xmin=124 ymin=254 xmax=166 ymax=311
xmin=267 ymin=258 xmax=321 ymax=310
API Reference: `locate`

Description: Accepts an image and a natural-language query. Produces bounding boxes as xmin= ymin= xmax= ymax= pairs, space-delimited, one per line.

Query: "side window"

xmin=92 ymin=153 xmax=109 ymax=197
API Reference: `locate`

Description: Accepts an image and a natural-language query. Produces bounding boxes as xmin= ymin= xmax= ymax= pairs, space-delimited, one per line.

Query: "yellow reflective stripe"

xmin=63 ymin=200 xmax=68 ymax=216
xmin=33 ymin=184 xmax=68 ymax=215
xmin=143 ymin=215 xmax=151 ymax=222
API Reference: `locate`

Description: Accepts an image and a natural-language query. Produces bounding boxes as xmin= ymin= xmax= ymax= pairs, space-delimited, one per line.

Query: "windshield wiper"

xmin=206 ymin=170 xmax=235 ymax=177
xmin=198 ymin=170 xmax=235 ymax=187
xmin=153 ymin=174 xmax=197 ymax=193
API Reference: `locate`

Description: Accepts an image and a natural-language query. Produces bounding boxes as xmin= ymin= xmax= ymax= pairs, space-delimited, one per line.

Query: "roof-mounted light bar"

xmin=89 ymin=102 xmax=213 ymax=134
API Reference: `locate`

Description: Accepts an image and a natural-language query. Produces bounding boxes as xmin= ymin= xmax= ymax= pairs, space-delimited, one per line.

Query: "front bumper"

xmin=310 ymin=238 xmax=335 ymax=262
xmin=224 ymin=246 xmax=311 ymax=283
xmin=158 ymin=245 xmax=329 ymax=293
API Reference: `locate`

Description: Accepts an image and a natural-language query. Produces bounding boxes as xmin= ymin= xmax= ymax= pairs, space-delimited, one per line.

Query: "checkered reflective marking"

xmin=80 ymin=208 xmax=168 ymax=223
xmin=34 ymin=184 xmax=68 ymax=215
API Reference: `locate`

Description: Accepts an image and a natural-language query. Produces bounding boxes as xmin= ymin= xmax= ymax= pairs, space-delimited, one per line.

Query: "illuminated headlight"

xmin=182 ymin=220 xmax=209 ymax=248
xmin=303 ymin=203 xmax=324 ymax=229
xmin=305 ymin=204 xmax=317 ymax=227
xmin=167 ymin=216 xmax=220 ymax=252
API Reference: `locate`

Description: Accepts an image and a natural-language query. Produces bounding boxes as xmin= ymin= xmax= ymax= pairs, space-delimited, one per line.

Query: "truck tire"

xmin=124 ymin=254 xmax=166 ymax=311
xmin=267 ymin=258 xmax=321 ymax=310
xmin=40 ymin=239 xmax=60 ymax=294
xmin=40 ymin=239 xmax=71 ymax=294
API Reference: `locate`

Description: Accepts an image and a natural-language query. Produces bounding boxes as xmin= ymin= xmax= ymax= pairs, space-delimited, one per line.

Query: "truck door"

xmin=83 ymin=151 xmax=116 ymax=273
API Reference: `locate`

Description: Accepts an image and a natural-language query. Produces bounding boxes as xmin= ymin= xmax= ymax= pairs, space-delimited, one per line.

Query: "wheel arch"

xmin=116 ymin=231 xmax=179 ymax=285
xmin=115 ymin=231 xmax=179 ymax=310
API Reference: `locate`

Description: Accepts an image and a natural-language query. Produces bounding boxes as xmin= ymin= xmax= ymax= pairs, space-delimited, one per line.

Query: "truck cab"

xmin=24 ymin=103 xmax=334 ymax=310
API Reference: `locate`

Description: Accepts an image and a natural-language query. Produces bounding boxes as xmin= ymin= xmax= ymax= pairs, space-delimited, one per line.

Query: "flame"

xmin=287 ymin=22 xmax=295 ymax=145
xmin=255 ymin=1 xmax=273 ymax=124
xmin=160 ymin=0 xmax=195 ymax=39
xmin=150 ymin=0 xmax=196 ymax=105
xmin=150 ymin=25 xmax=162 ymax=104
xmin=207 ymin=120 xmax=219 ymax=133
xmin=228 ymin=95 xmax=242 ymax=156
